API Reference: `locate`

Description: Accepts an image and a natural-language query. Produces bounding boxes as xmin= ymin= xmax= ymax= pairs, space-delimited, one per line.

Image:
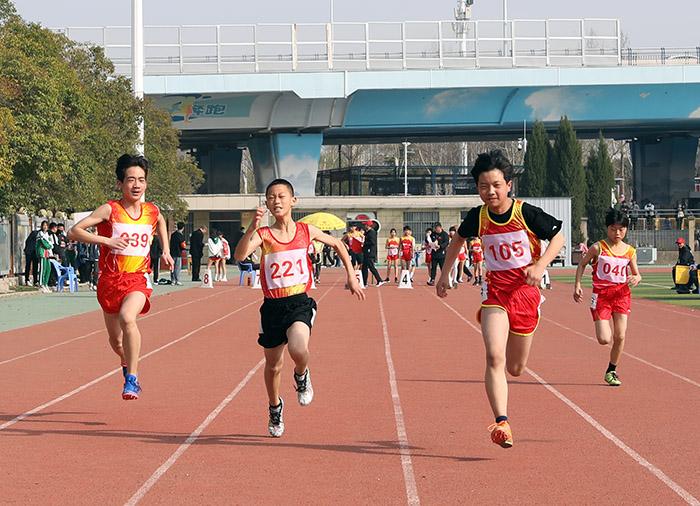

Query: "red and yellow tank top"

xmin=592 ymin=240 xmax=635 ymax=291
xmin=97 ymin=200 xmax=159 ymax=275
xmin=386 ymin=237 xmax=400 ymax=257
xmin=470 ymin=238 xmax=483 ymax=255
xmin=400 ymin=236 xmax=415 ymax=256
xmin=478 ymin=199 xmax=541 ymax=291
xmin=257 ymin=222 xmax=313 ymax=299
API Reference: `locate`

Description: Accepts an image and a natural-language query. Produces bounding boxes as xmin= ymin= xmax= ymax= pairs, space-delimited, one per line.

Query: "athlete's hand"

xmin=573 ymin=283 xmax=583 ymax=303
xmin=348 ymin=276 xmax=365 ymax=301
xmin=250 ymin=206 xmax=266 ymax=230
xmin=161 ymin=252 xmax=174 ymax=271
xmin=436 ymin=277 xmax=449 ymax=298
xmin=523 ymin=262 xmax=545 ymax=286
xmin=106 ymin=235 xmax=130 ymax=251
xmin=627 ymin=274 xmax=641 ymax=287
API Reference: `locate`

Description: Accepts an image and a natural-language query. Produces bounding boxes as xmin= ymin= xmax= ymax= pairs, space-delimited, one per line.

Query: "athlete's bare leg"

xmin=505 ymin=331 xmax=534 ymax=377
xmin=118 ymin=291 xmax=147 ymax=376
xmin=610 ymin=313 xmax=628 ymax=365
xmin=594 ymin=319 xmax=613 ymax=345
xmin=263 ymin=344 xmax=285 ymax=406
xmin=103 ymin=312 xmax=125 ymax=366
xmin=481 ymin=308 xmax=510 ymax=418
xmin=286 ymin=321 xmax=311 ymax=376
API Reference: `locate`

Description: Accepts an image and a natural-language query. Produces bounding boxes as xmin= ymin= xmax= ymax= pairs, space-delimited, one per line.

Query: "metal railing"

xmin=53 ymin=18 xmax=627 ymax=74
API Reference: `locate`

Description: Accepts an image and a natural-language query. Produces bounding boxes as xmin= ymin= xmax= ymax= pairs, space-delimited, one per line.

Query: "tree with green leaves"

xmin=550 ymin=116 xmax=586 ymax=244
xmin=520 ymin=120 xmax=548 ymax=197
xmin=585 ymin=133 xmax=615 ymax=242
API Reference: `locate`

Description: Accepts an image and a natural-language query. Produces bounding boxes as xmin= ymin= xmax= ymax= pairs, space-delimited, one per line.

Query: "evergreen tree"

xmin=585 ymin=133 xmax=615 ymax=241
xmin=520 ymin=120 xmax=548 ymax=197
xmin=551 ymin=116 xmax=586 ymax=244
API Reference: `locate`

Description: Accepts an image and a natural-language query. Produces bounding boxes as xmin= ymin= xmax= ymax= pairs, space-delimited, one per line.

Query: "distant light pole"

xmin=132 ymin=0 xmax=144 ymax=155
xmin=402 ymin=141 xmax=411 ymax=196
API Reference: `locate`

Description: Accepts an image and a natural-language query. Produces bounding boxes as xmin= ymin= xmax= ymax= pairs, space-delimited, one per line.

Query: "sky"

xmin=10 ymin=0 xmax=700 ymax=48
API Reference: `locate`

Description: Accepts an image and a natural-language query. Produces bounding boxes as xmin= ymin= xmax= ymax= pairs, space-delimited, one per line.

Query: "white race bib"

xmin=111 ymin=222 xmax=152 ymax=257
xmin=263 ymin=248 xmax=310 ymax=290
xmin=388 ymin=245 xmax=399 ymax=256
xmin=596 ymin=256 xmax=629 ymax=284
xmin=482 ymin=229 xmax=532 ymax=272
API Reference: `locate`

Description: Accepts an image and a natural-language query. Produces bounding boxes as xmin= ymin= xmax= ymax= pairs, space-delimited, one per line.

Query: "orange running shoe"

xmin=488 ymin=421 xmax=513 ymax=448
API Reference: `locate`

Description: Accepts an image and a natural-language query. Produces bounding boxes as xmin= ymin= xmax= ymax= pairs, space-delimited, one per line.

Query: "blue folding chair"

xmin=50 ymin=260 xmax=79 ymax=293
xmin=238 ymin=262 xmax=257 ymax=286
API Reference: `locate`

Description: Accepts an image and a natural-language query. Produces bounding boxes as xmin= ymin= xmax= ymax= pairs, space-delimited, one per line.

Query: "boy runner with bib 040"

xmin=68 ymin=154 xmax=173 ymax=400
xmin=234 ymin=179 xmax=365 ymax=438
xmin=436 ymin=150 xmax=565 ymax=448
xmin=573 ymin=209 xmax=641 ymax=386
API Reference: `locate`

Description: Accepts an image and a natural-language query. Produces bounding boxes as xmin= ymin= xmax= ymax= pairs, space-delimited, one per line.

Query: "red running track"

xmin=0 ymin=270 xmax=698 ymax=505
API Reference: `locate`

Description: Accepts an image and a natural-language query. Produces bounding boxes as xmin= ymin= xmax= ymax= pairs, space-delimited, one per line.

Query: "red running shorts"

xmin=590 ymin=284 xmax=631 ymax=321
xmin=97 ymin=272 xmax=153 ymax=315
xmin=478 ymin=283 xmax=543 ymax=336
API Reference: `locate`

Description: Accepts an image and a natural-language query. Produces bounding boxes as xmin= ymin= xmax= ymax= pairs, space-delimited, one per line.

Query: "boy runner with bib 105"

xmin=234 ymin=179 xmax=365 ymax=438
xmin=436 ymin=150 xmax=565 ymax=449
xmin=573 ymin=208 xmax=641 ymax=386
xmin=68 ymin=154 xmax=173 ymax=400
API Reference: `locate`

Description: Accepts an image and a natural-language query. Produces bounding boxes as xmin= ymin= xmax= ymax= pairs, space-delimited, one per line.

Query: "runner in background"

xmin=385 ymin=228 xmax=400 ymax=283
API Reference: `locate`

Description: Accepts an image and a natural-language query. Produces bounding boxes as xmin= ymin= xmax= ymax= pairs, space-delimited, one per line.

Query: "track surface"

xmin=1 ymin=270 xmax=698 ymax=505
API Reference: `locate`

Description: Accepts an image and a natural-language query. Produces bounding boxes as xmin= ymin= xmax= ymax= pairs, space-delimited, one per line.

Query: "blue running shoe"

xmin=122 ymin=374 xmax=141 ymax=400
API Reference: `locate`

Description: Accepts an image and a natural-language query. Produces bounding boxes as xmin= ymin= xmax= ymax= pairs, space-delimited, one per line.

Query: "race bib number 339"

xmin=482 ymin=229 xmax=532 ymax=272
xmin=264 ymin=248 xmax=309 ymax=289
xmin=111 ymin=223 xmax=152 ymax=257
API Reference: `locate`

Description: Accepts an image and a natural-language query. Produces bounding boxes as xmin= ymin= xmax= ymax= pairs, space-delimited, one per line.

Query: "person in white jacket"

xmin=207 ymin=230 xmax=223 ymax=281
xmin=217 ymin=230 xmax=231 ymax=282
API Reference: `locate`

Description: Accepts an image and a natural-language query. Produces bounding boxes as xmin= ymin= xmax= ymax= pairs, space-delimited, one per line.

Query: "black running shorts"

xmin=258 ymin=293 xmax=318 ymax=348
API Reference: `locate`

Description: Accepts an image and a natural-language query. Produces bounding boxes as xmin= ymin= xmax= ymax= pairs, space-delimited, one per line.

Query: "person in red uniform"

xmin=436 ymin=150 xmax=565 ymax=448
xmin=470 ymin=237 xmax=484 ymax=285
xmin=235 ymin=178 xmax=365 ymax=437
xmin=574 ymin=208 xmax=641 ymax=386
xmin=400 ymin=226 xmax=416 ymax=281
xmin=68 ymin=154 xmax=173 ymax=400
xmin=385 ymin=228 xmax=400 ymax=283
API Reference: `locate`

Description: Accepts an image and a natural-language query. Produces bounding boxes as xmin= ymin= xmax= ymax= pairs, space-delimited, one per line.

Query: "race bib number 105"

xmin=263 ymin=248 xmax=310 ymax=289
xmin=111 ymin=222 xmax=153 ymax=257
xmin=482 ymin=229 xmax=532 ymax=272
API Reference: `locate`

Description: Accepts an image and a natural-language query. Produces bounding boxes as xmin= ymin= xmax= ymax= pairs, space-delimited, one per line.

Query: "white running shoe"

xmin=268 ymin=398 xmax=284 ymax=437
xmin=294 ymin=369 xmax=314 ymax=406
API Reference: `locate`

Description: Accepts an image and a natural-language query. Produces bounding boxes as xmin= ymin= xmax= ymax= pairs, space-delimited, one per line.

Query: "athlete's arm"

xmin=67 ymin=203 xmax=129 ymax=250
xmin=627 ymin=251 xmax=642 ymax=287
xmin=234 ymin=207 xmax=265 ymax=262
xmin=524 ymin=231 xmax=565 ymax=286
xmin=156 ymin=213 xmax=174 ymax=270
xmin=573 ymin=243 xmax=599 ymax=303
xmin=436 ymin=233 xmax=467 ymax=298
xmin=308 ymin=225 xmax=365 ymax=301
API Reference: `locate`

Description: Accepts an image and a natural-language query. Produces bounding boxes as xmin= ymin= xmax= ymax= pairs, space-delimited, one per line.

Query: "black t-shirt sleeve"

xmin=521 ymin=202 xmax=562 ymax=241
xmin=458 ymin=207 xmax=481 ymax=239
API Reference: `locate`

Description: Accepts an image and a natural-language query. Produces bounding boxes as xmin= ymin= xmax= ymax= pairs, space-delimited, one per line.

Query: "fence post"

xmin=178 ymin=26 xmax=184 ymax=73
xmin=616 ymin=19 xmax=621 ymax=66
xmin=402 ymin=22 xmax=407 ymax=69
xmin=365 ymin=23 xmax=370 ymax=70
xmin=438 ymin=22 xmax=443 ymax=69
xmin=253 ymin=25 xmax=259 ymax=72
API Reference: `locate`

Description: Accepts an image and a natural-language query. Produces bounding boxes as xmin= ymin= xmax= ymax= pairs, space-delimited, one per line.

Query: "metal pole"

xmin=403 ymin=141 xmax=411 ymax=196
xmin=132 ymin=0 xmax=144 ymax=155
xmin=503 ymin=0 xmax=508 ymax=57
xmin=330 ymin=0 xmax=334 ymax=24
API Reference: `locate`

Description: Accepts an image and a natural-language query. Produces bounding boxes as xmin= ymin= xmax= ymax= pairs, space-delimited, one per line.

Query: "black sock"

xmin=269 ymin=400 xmax=282 ymax=410
xmin=606 ymin=363 xmax=617 ymax=373
xmin=495 ymin=415 xmax=508 ymax=423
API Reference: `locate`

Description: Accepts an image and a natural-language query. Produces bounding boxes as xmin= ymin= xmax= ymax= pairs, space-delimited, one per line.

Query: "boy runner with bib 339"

xmin=436 ymin=150 xmax=565 ymax=448
xmin=573 ymin=209 xmax=641 ymax=386
xmin=234 ymin=179 xmax=365 ymax=437
xmin=68 ymin=154 xmax=173 ymax=400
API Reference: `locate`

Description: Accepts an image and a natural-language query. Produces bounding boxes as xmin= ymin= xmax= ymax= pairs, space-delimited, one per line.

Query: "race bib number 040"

xmin=111 ymin=222 xmax=153 ymax=257
xmin=263 ymin=248 xmax=310 ymax=290
xmin=482 ymin=229 xmax=532 ymax=272
xmin=596 ymin=256 xmax=630 ymax=283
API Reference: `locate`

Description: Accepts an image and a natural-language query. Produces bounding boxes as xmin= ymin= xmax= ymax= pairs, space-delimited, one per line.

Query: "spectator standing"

xmin=150 ymin=233 xmax=163 ymax=282
xmin=56 ymin=223 xmax=68 ymax=265
xmin=189 ymin=225 xmax=207 ymax=281
xmin=24 ymin=226 xmax=40 ymax=286
xmin=361 ymin=221 xmax=385 ymax=287
xmin=169 ymin=222 xmax=186 ymax=285
xmin=428 ymin=222 xmax=449 ymax=286
xmin=643 ymin=201 xmax=655 ymax=230
xmin=676 ymin=203 xmax=685 ymax=229
xmin=35 ymin=222 xmax=53 ymax=293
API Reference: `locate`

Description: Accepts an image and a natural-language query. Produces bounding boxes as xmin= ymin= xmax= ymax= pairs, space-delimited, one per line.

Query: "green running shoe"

xmin=605 ymin=371 xmax=622 ymax=386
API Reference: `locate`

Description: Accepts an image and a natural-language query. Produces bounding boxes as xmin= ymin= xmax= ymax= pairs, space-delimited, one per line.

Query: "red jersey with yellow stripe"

xmin=592 ymin=240 xmax=635 ymax=291
xmin=386 ymin=237 xmax=400 ymax=259
xmin=258 ymin=222 xmax=313 ymax=299
xmin=478 ymin=199 xmax=541 ymax=291
xmin=97 ymin=200 xmax=159 ymax=275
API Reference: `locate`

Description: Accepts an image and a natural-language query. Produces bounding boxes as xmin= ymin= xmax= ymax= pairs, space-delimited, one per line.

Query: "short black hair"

xmin=49 ymin=222 xmax=57 ymax=228
xmin=265 ymin=178 xmax=295 ymax=197
xmin=605 ymin=208 xmax=630 ymax=228
xmin=403 ymin=226 xmax=411 ymax=232
xmin=116 ymin=154 xmax=149 ymax=182
xmin=57 ymin=223 xmax=65 ymax=228
xmin=390 ymin=228 xmax=397 ymax=233
xmin=449 ymin=225 xmax=456 ymax=232
xmin=434 ymin=222 xmax=442 ymax=229
xmin=176 ymin=222 xmax=185 ymax=230
xmin=471 ymin=149 xmax=514 ymax=184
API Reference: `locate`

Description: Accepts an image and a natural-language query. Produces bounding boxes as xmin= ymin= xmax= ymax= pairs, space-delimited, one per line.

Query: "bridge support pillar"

xmin=247 ymin=133 xmax=322 ymax=196
xmin=631 ymin=135 xmax=698 ymax=207
xmin=196 ymin=147 xmax=242 ymax=194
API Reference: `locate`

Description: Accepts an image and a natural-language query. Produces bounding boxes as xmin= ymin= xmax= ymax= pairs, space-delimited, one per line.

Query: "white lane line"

xmin=125 ymin=358 xmax=265 ymax=506
xmin=436 ymin=296 xmax=699 ymax=506
xmin=526 ymin=368 xmax=700 ymax=506
xmin=544 ymin=318 xmax=700 ymax=389
xmin=125 ymin=282 xmax=339 ymax=504
xmin=0 ymin=288 xmax=237 ymax=367
xmin=377 ymin=290 xmax=420 ymax=506
xmin=0 ymin=299 xmax=259 ymax=432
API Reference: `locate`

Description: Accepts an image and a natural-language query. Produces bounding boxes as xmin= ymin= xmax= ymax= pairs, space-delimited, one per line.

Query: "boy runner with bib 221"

xmin=436 ymin=150 xmax=565 ymax=448
xmin=68 ymin=154 xmax=174 ymax=400
xmin=234 ymin=179 xmax=365 ymax=438
xmin=573 ymin=208 xmax=641 ymax=386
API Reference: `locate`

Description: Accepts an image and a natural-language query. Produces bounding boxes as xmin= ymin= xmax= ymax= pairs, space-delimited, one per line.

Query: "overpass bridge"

xmin=59 ymin=19 xmax=700 ymax=206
